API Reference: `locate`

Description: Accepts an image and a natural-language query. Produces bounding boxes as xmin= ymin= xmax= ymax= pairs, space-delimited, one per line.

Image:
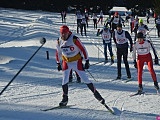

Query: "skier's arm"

xmin=132 ymin=43 xmax=136 ymax=61
xmin=132 ymin=43 xmax=137 ymax=68
xmin=74 ymin=38 xmax=89 ymax=60
xmin=125 ymin=31 xmax=133 ymax=49
xmin=110 ymin=17 xmax=114 ymax=23
xmin=144 ymin=25 xmax=149 ymax=31
xmin=120 ymin=16 xmax=125 ymax=23
xmin=97 ymin=29 xmax=103 ymax=36
xmin=109 ymin=30 xmax=113 ymax=38
xmin=148 ymin=40 xmax=158 ymax=58
xmin=55 ymin=38 xmax=62 ymax=63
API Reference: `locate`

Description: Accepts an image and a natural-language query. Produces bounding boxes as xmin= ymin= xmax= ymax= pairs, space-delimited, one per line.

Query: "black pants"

xmin=93 ymin=19 xmax=97 ymax=29
xmin=77 ymin=19 xmax=82 ymax=33
xmin=111 ymin=23 xmax=117 ymax=32
xmin=81 ymin=24 xmax=86 ymax=36
xmin=117 ymin=47 xmax=131 ymax=78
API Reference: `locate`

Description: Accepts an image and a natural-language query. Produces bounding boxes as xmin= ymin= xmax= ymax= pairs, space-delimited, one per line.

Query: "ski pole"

xmin=86 ymin=69 xmax=98 ymax=82
xmin=0 ymin=38 xmax=46 ymax=96
xmin=148 ymin=24 xmax=156 ymax=34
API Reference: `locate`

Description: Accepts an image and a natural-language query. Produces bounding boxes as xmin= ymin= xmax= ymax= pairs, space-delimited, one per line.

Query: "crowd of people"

xmin=57 ymin=9 xmax=160 ymax=107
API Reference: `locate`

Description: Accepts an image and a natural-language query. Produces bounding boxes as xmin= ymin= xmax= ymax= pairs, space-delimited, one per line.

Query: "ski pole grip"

xmin=40 ymin=37 xmax=46 ymax=44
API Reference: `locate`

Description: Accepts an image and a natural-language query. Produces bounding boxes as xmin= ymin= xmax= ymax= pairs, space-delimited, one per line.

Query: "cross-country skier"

xmin=133 ymin=18 xmax=149 ymax=41
xmin=84 ymin=9 xmax=89 ymax=28
xmin=110 ymin=12 xmax=125 ymax=32
xmin=132 ymin=15 xmax=139 ymax=36
xmin=92 ymin=13 xmax=97 ymax=29
xmin=61 ymin=10 xmax=66 ymax=23
xmin=129 ymin=15 xmax=135 ymax=33
xmin=97 ymin=26 xmax=114 ymax=64
xmin=97 ymin=10 xmax=103 ymax=25
xmin=56 ymin=25 xmax=105 ymax=106
xmin=80 ymin=14 xmax=87 ymax=36
xmin=76 ymin=10 xmax=82 ymax=34
xmin=113 ymin=23 xmax=133 ymax=80
xmin=132 ymin=32 xmax=159 ymax=94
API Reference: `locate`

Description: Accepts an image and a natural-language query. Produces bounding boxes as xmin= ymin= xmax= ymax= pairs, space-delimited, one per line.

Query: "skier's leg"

xmin=146 ymin=54 xmax=157 ymax=82
xmin=87 ymin=83 xmax=105 ymax=104
xmin=117 ymin=49 xmax=122 ymax=78
xmin=137 ymin=59 xmax=144 ymax=86
xmin=123 ymin=49 xmax=131 ymax=78
xmin=103 ymin=43 xmax=108 ymax=62
xmin=60 ymin=61 xmax=72 ymax=106
xmin=108 ymin=42 xmax=114 ymax=63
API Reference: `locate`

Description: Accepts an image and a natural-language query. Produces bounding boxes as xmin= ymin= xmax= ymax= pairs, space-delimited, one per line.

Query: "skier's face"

xmin=60 ymin=32 xmax=69 ymax=40
xmin=117 ymin=27 xmax=122 ymax=32
xmin=137 ymin=38 xmax=144 ymax=43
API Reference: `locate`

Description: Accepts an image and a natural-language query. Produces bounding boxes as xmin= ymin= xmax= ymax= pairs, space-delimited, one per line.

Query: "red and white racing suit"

xmin=133 ymin=40 xmax=157 ymax=85
xmin=56 ymin=33 xmax=91 ymax=85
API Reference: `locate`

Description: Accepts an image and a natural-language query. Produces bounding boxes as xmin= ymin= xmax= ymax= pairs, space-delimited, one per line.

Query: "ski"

xmin=129 ymin=91 xmax=145 ymax=97
xmin=110 ymin=78 xmax=121 ymax=82
xmin=110 ymin=77 xmax=133 ymax=83
xmin=102 ymin=103 xmax=115 ymax=115
xmin=144 ymin=90 xmax=160 ymax=95
xmin=41 ymin=105 xmax=75 ymax=111
xmin=123 ymin=78 xmax=133 ymax=83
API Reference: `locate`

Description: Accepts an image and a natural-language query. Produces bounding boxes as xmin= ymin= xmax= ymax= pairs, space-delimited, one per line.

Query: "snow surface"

xmin=0 ymin=8 xmax=160 ymax=120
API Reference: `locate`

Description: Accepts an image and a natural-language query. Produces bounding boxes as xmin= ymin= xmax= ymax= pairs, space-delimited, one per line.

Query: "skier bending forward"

xmin=55 ymin=25 xmax=105 ymax=106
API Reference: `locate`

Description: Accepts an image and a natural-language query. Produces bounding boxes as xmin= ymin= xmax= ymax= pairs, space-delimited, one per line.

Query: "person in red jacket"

xmin=132 ymin=32 xmax=159 ymax=94
xmin=55 ymin=25 xmax=105 ymax=106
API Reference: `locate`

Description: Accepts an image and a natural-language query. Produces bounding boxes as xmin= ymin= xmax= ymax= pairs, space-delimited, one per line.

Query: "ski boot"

xmin=154 ymin=81 xmax=159 ymax=90
xmin=116 ymin=76 xmax=121 ymax=80
xmin=127 ymin=75 xmax=132 ymax=80
xmin=104 ymin=59 xmax=108 ymax=64
xmin=59 ymin=95 xmax=68 ymax=106
xmin=137 ymin=84 xmax=143 ymax=94
xmin=69 ymin=76 xmax=73 ymax=83
xmin=111 ymin=56 xmax=114 ymax=64
xmin=76 ymin=76 xmax=81 ymax=83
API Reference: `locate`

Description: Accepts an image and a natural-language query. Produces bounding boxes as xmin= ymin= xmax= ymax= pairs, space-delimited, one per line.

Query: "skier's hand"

xmin=84 ymin=60 xmax=90 ymax=69
xmin=133 ymin=60 xmax=137 ymax=68
xmin=57 ymin=63 xmax=62 ymax=71
xmin=154 ymin=56 xmax=159 ymax=65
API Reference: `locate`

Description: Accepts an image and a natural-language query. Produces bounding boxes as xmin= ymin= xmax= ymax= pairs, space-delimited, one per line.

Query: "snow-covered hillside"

xmin=0 ymin=8 xmax=160 ymax=120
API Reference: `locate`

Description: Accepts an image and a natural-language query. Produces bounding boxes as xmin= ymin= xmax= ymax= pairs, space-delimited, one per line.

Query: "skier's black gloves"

xmin=57 ymin=63 xmax=62 ymax=71
xmin=154 ymin=56 xmax=159 ymax=65
xmin=84 ymin=60 xmax=90 ymax=69
xmin=133 ymin=60 xmax=137 ymax=68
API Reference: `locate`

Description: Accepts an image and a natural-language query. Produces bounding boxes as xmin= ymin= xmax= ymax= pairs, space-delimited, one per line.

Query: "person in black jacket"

xmin=110 ymin=12 xmax=125 ymax=32
xmin=113 ymin=23 xmax=133 ymax=80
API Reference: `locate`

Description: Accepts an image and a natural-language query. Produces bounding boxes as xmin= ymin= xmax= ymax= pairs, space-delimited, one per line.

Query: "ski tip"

xmin=129 ymin=91 xmax=145 ymax=97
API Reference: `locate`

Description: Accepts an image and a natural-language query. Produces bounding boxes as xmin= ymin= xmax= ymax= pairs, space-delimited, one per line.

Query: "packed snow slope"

xmin=0 ymin=8 xmax=160 ymax=120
